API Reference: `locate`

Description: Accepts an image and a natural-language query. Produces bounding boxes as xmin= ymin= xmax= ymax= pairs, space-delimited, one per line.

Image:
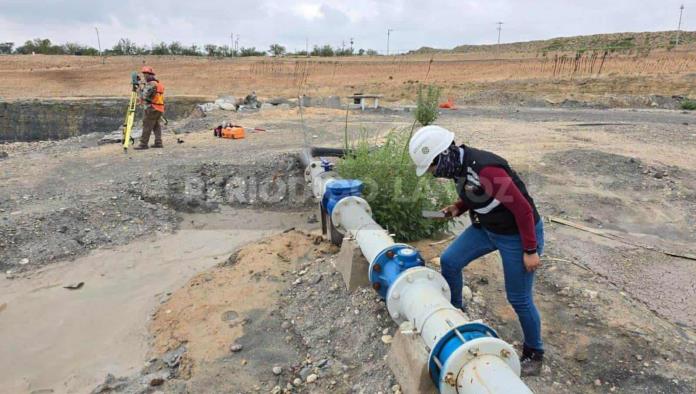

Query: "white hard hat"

xmin=408 ymin=125 xmax=455 ymax=176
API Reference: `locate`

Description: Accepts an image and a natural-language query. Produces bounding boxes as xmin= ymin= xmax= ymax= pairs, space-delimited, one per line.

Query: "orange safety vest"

xmin=149 ymin=81 xmax=165 ymax=113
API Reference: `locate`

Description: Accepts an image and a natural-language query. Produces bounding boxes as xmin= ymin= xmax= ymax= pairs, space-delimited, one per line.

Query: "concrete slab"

xmin=387 ymin=329 xmax=438 ymax=394
xmin=334 ymin=237 xmax=371 ymax=291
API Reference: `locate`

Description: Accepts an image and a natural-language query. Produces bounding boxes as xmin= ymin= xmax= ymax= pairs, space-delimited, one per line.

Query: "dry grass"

xmin=1 ymin=50 xmax=695 ymax=102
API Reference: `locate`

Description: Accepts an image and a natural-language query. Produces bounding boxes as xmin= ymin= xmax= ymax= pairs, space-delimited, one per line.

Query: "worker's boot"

xmin=151 ymin=141 xmax=163 ymax=148
xmin=133 ymin=144 xmax=149 ymax=150
xmin=520 ymin=345 xmax=544 ymax=377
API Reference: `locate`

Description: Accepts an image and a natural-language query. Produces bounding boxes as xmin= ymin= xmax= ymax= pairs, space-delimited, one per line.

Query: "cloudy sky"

xmin=0 ymin=0 xmax=691 ymax=53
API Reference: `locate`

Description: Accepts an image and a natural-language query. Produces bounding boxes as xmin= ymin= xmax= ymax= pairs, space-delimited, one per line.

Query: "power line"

xmin=94 ymin=27 xmax=101 ymax=54
xmin=676 ymin=4 xmax=685 ymax=47
xmin=387 ymin=28 xmax=394 ymax=55
xmin=94 ymin=27 xmax=104 ymax=64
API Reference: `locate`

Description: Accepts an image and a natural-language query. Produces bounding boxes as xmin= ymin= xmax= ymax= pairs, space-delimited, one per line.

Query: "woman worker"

xmin=409 ymin=125 xmax=546 ymax=376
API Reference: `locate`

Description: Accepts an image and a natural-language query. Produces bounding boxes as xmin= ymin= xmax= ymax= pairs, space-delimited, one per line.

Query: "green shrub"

xmin=415 ymin=84 xmax=442 ymax=126
xmin=337 ymin=129 xmax=456 ymax=241
xmin=681 ymin=99 xmax=696 ymax=110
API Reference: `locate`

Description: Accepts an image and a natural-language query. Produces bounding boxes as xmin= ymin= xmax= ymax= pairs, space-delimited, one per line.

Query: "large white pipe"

xmin=303 ymin=157 xmax=532 ymax=394
xmin=456 ymin=355 xmax=531 ymax=394
xmin=331 ymin=196 xmax=393 ymax=264
xmin=386 ymin=266 xmax=466 ymax=348
xmin=331 ymin=197 xmax=530 ymax=394
xmin=386 ymin=268 xmax=530 ymax=394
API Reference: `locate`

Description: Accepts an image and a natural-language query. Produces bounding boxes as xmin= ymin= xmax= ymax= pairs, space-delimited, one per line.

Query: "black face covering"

xmin=433 ymin=145 xmax=465 ymax=179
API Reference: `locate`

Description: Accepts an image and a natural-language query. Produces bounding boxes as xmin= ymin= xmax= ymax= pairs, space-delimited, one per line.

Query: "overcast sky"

xmin=0 ymin=0 xmax=692 ymax=53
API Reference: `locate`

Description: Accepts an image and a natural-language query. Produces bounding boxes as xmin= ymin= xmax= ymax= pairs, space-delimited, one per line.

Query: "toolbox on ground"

xmin=222 ymin=126 xmax=245 ymax=139
xmin=214 ymin=124 xmax=245 ymax=139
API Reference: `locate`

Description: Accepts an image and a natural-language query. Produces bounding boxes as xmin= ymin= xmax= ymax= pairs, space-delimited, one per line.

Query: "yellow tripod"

xmin=122 ymin=72 xmax=140 ymax=152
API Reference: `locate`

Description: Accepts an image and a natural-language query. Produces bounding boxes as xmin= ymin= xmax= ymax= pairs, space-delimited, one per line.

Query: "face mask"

xmin=433 ymin=146 xmax=464 ymax=179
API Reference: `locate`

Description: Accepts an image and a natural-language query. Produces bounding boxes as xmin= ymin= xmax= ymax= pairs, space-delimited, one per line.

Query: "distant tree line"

xmin=0 ymin=38 xmax=382 ymax=57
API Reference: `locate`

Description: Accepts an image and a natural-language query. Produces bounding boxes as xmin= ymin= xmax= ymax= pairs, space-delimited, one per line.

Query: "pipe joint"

xmin=369 ymin=244 xmax=425 ymax=298
xmin=429 ymin=324 xmax=526 ymax=393
xmin=322 ymin=179 xmax=364 ymax=215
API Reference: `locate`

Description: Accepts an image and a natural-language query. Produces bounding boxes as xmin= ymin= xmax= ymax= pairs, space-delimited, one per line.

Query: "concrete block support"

xmin=334 ymin=238 xmax=371 ymax=291
xmin=387 ymin=330 xmax=438 ymax=394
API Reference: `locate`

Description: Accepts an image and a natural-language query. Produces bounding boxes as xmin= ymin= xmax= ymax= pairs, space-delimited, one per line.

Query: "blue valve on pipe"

xmin=322 ymin=179 xmax=364 ymax=215
xmin=320 ymin=158 xmax=333 ymax=172
xmin=369 ymin=245 xmax=425 ymax=298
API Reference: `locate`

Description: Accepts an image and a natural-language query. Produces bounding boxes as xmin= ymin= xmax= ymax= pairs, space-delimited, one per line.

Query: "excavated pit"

xmin=133 ymin=155 xmax=314 ymax=213
xmin=0 ymin=153 xmax=313 ymax=274
xmin=0 ymin=96 xmax=206 ymax=142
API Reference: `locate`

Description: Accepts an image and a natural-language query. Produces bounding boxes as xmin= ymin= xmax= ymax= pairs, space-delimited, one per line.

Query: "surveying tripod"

xmin=121 ymin=72 xmax=141 ymax=152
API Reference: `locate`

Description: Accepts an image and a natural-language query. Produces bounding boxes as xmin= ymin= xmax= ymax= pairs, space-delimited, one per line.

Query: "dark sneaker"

xmin=151 ymin=143 xmax=163 ymax=148
xmin=520 ymin=346 xmax=544 ymax=377
xmin=132 ymin=144 xmax=149 ymax=150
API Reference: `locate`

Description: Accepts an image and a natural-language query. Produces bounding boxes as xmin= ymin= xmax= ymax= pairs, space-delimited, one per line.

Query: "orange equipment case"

xmin=221 ymin=126 xmax=245 ymax=139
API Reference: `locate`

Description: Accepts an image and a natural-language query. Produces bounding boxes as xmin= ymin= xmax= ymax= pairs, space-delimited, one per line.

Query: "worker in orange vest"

xmin=134 ymin=66 xmax=165 ymax=149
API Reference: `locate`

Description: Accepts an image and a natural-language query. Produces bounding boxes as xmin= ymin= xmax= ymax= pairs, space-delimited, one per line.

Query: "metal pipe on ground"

xmin=299 ymin=146 xmax=347 ymax=168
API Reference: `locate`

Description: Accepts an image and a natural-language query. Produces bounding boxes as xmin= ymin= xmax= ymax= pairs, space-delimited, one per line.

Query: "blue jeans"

xmin=440 ymin=220 xmax=545 ymax=350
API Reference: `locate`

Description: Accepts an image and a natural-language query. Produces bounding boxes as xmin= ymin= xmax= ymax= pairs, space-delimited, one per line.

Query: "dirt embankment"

xmin=1 ymin=53 xmax=695 ymax=109
xmin=0 ymin=97 xmax=206 ymax=142
xmin=95 ymin=230 xmax=400 ymax=394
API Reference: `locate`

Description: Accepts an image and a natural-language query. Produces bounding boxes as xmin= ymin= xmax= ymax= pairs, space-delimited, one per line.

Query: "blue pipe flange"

xmin=322 ymin=179 xmax=364 ymax=215
xmin=435 ymin=336 xmax=522 ymax=393
xmin=428 ymin=323 xmax=501 ymax=386
xmin=368 ymin=244 xmax=425 ymax=298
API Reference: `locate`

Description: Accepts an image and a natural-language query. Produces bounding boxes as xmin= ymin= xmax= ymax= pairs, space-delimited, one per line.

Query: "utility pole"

xmin=94 ymin=27 xmax=103 ymax=64
xmin=350 ymin=37 xmax=354 ymax=53
xmin=496 ymin=21 xmax=504 ymax=45
xmin=306 ymin=37 xmax=309 ymax=57
xmin=676 ymin=4 xmax=685 ymax=47
xmin=230 ymin=33 xmax=234 ymax=51
xmin=387 ymin=28 xmax=394 ymax=55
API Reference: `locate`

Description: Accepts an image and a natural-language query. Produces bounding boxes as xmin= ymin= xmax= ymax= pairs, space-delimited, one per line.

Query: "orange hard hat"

xmin=141 ymin=66 xmax=155 ymax=74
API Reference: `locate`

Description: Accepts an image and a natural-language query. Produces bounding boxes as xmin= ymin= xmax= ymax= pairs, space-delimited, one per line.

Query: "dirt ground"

xmin=1 ymin=105 xmax=696 ymax=393
xmin=1 ymin=52 xmax=696 ymax=106
xmin=0 ymin=208 xmax=315 ymax=394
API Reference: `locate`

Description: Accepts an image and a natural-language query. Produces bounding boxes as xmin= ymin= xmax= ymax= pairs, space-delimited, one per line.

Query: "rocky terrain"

xmin=1 ymin=105 xmax=696 ymax=393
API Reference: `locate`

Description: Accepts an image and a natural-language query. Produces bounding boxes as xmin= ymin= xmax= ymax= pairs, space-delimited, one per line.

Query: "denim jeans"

xmin=440 ymin=220 xmax=545 ymax=350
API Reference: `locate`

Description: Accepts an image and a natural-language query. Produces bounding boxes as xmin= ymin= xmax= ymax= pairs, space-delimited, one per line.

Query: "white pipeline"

xmin=386 ymin=266 xmax=466 ymax=348
xmin=386 ymin=268 xmax=530 ymax=394
xmin=331 ymin=196 xmax=393 ymax=264
xmin=304 ymin=156 xmax=532 ymax=394
xmin=457 ymin=355 xmax=531 ymax=393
